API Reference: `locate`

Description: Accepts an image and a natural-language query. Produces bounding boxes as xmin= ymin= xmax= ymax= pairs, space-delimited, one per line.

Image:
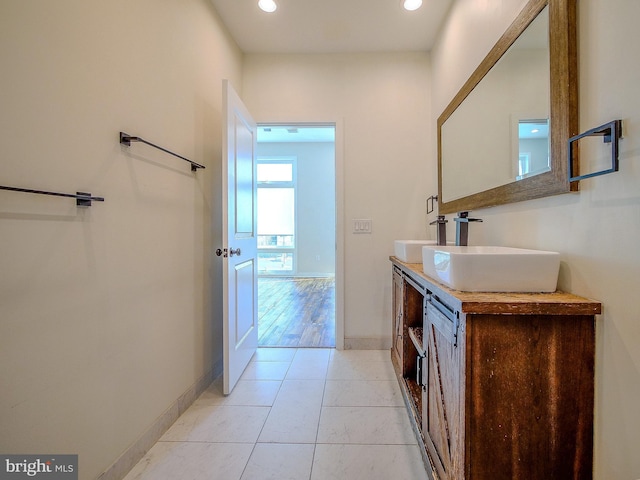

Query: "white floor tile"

xmin=272 ymin=379 xmax=326 ymax=407
xmin=122 ymin=441 xmax=254 ymax=480
xmin=317 ymin=406 xmax=417 ymax=445
xmin=241 ymin=361 xmax=291 ymax=381
xmin=240 ymin=443 xmax=315 ymax=480
xmin=286 ymin=349 xmax=331 ymax=380
xmin=195 ymin=379 xmax=281 ymax=407
xmin=160 ymin=404 xmax=270 ymax=443
xmin=253 ymin=348 xmax=297 ymax=363
xmin=326 ymin=354 xmax=396 ymax=381
xmin=330 ymin=349 xmax=391 ymax=362
xmin=258 ymin=380 xmax=324 ymax=443
xmin=323 ymin=380 xmax=404 ymax=407
xmin=123 ymin=349 xmax=430 ymax=480
xmin=311 ymin=444 xmax=428 ymax=480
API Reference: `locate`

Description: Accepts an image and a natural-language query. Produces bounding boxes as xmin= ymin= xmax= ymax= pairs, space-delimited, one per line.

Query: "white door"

xmin=220 ymin=80 xmax=258 ymax=394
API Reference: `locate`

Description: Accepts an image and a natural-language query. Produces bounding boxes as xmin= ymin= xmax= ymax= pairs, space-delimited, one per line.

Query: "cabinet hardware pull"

xmin=416 ymin=354 xmax=426 ymax=389
xmin=453 ymin=313 xmax=460 ymax=348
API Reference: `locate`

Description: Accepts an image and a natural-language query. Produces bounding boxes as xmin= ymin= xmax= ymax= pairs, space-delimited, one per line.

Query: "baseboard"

xmin=344 ymin=336 xmax=391 ymax=350
xmin=97 ymin=359 xmax=222 ymax=480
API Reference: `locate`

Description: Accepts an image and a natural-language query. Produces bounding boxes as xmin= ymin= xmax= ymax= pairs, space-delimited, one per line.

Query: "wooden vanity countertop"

xmin=390 ymin=256 xmax=602 ymax=316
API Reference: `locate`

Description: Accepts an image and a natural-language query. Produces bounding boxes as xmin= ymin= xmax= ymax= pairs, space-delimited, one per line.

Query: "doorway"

xmin=256 ymin=124 xmax=336 ymax=348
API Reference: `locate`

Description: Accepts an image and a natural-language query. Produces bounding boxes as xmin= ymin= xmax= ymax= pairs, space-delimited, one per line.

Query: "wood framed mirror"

xmin=437 ymin=0 xmax=578 ymax=214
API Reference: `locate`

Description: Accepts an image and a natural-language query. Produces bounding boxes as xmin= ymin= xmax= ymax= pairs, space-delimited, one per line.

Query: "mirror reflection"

xmin=516 ymin=118 xmax=549 ymax=180
xmin=440 ymin=5 xmax=550 ymax=203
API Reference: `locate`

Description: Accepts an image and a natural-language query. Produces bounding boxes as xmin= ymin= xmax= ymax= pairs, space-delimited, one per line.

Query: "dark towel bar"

xmin=120 ymin=132 xmax=205 ymax=172
xmin=568 ymin=120 xmax=623 ymax=182
xmin=0 ymin=185 xmax=105 ymax=207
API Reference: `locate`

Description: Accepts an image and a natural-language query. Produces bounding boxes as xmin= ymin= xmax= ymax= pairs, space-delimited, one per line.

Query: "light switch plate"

xmin=353 ymin=218 xmax=372 ymax=234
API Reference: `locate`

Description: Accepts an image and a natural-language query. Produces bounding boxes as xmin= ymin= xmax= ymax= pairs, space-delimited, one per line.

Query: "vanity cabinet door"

xmin=391 ymin=267 xmax=404 ymax=367
xmin=423 ymin=301 xmax=464 ymax=480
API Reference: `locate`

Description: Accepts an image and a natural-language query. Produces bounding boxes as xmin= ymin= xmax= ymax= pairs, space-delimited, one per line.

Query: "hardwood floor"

xmin=258 ymin=276 xmax=335 ymax=348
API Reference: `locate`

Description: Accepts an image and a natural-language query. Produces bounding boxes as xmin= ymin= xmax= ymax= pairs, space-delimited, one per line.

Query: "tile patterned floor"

xmin=123 ymin=348 xmax=430 ymax=480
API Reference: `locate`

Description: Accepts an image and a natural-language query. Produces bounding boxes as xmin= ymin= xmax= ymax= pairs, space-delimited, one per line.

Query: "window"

xmin=257 ymin=158 xmax=296 ymax=275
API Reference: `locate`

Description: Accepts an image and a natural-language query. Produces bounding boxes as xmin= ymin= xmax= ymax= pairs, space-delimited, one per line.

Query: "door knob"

xmin=215 ymin=248 xmax=241 ymax=257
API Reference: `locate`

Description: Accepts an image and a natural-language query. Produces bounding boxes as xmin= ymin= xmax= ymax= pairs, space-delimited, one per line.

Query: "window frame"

xmin=256 ymin=156 xmax=297 ymax=276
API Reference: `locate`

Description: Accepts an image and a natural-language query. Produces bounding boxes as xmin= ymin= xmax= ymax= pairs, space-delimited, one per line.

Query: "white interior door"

xmin=221 ymin=79 xmax=258 ymax=394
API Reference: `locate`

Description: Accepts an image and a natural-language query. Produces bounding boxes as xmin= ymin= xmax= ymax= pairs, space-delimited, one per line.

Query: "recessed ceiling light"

xmin=403 ymin=0 xmax=422 ymax=11
xmin=258 ymin=0 xmax=277 ymax=13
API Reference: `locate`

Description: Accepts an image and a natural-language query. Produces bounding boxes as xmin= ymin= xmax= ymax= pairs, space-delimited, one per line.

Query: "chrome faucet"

xmin=454 ymin=211 xmax=482 ymax=246
xmin=429 ymin=215 xmax=448 ymax=246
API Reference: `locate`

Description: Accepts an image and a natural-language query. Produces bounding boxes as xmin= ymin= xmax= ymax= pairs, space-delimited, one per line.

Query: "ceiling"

xmin=257 ymin=125 xmax=335 ymax=143
xmin=209 ymin=0 xmax=454 ymax=54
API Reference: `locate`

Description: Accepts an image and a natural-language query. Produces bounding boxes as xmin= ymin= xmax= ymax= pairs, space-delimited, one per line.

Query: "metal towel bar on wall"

xmin=426 ymin=194 xmax=438 ymax=215
xmin=568 ymin=119 xmax=623 ymax=182
xmin=120 ymin=132 xmax=205 ymax=172
xmin=0 ymin=185 xmax=105 ymax=207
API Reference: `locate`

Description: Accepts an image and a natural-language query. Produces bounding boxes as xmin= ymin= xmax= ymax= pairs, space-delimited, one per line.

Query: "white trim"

xmin=334 ymin=119 xmax=345 ymax=350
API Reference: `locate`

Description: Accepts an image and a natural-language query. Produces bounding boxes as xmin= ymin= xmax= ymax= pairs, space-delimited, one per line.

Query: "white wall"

xmin=0 ymin=1 xmax=242 ymax=478
xmin=257 ymin=142 xmax=336 ymax=276
xmin=244 ymin=53 xmax=432 ymax=348
xmin=431 ymin=1 xmax=640 ymax=478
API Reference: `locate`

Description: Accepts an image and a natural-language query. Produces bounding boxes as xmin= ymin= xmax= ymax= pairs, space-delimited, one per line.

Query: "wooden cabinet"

xmin=391 ymin=267 xmax=428 ymax=423
xmin=424 ymin=300 xmax=463 ymax=479
xmin=392 ymin=266 xmax=404 ymax=368
xmin=390 ymin=258 xmax=601 ymax=480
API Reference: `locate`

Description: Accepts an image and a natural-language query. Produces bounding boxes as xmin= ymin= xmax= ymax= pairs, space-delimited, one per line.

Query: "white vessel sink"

xmin=394 ymin=240 xmax=438 ymax=263
xmin=421 ymin=245 xmax=560 ymax=292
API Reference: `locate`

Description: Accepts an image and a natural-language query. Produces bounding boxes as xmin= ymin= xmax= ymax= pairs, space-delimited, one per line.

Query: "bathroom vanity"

xmin=390 ymin=257 xmax=601 ymax=480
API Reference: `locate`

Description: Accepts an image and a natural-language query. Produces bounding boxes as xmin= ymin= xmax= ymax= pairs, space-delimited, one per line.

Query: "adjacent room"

xmin=256 ymin=124 xmax=336 ymax=348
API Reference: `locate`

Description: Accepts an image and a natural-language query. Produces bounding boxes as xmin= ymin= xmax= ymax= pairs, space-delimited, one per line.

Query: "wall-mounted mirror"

xmin=437 ymin=0 xmax=578 ymax=214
